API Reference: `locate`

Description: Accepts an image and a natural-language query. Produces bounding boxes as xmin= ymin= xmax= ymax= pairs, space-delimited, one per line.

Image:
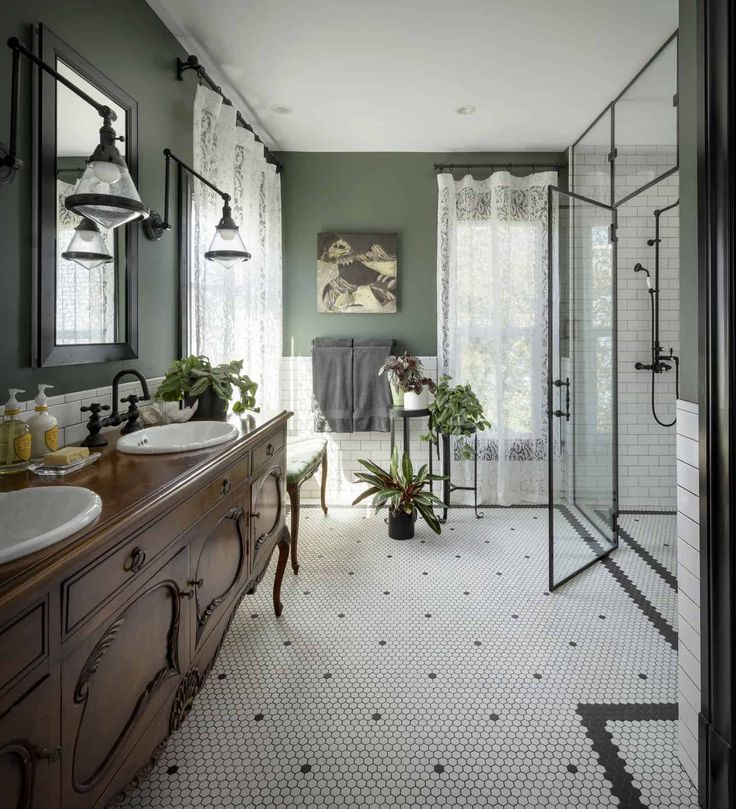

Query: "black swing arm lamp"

xmin=144 ymin=148 xmax=251 ymax=268
xmin=0 ymin=36 xmax=148 ymax=230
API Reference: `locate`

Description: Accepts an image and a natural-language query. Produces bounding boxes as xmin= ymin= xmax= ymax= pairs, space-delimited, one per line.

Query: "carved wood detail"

xmin=0 ymin=740 xmax=35 ymax=809
xmin=169 ymin=669 xmax=201 ymax=735
xmin=195 ymin=508 xmax=247 ymax=638
xmin=105 ymin=740 xmax=167 ymax=808
xmin=71 ymin=580 xmax=182 ymax=793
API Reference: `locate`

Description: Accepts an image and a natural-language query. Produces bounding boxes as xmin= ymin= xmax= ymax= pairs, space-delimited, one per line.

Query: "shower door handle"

xmin=552 ymin=378 xmax=570 ymax=422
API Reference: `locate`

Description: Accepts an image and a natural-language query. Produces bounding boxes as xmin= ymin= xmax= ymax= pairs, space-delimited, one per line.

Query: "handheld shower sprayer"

xmin=634 ymin=263 xmax=652 ymax=289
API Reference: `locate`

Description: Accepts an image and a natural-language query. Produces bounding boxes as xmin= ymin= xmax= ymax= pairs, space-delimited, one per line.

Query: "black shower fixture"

xmin=633 ymin=200 xmax=680 ymax=427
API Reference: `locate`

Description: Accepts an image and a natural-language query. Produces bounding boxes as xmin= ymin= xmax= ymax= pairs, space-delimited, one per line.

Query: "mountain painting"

xmin=317 ymin=232 xmax=398 ymax=313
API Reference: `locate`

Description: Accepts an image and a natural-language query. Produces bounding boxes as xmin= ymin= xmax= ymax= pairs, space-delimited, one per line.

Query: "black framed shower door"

xmin=548 ymin=185 xmax=619 ymax=590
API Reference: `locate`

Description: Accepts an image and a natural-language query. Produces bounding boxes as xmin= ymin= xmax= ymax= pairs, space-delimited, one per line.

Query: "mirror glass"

xmin=54 ymin=61 xmax=127 ymax=345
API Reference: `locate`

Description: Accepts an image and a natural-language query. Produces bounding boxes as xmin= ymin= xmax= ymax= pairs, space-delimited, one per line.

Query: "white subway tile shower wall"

xmin=280 ymin=357 xmax=438 ymax=504
xmin=676 ymin=399 xmax=700 ymax=787
xmin=574 ymin=147 xmax=679 ymax=509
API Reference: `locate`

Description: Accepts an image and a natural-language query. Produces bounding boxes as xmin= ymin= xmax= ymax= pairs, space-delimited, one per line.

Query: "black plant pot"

xmin=388 ymin=509 xmax=417 ymax=540
xmin=185 ymin=388 xmax=228 ymax=421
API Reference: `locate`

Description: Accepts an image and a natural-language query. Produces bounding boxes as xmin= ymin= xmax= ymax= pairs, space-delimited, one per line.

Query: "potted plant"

xmin=352 ymin=447 xmax=445 ymax=539
xmin=378 ymin=352 xmax=436 ymax=410
xmin=157 ymin=355 xmax=259 ymax=421
xmin=422 ymin=375 xmax=491 ymax=459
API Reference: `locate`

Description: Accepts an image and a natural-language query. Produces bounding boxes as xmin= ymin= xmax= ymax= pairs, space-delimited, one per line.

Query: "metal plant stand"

xmin=436 ymin=431 xmax=484 ymax=523
xmin=389 ymin=406 xmax=432 ymax=467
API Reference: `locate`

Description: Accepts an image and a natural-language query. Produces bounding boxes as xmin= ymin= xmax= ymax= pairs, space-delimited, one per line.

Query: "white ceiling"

xmin=147 ymin=0 xmax=678 ymax=152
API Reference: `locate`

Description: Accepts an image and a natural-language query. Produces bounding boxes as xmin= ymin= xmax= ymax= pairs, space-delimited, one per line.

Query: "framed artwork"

xmin=317 ymin=232 xmax=397 ymax=313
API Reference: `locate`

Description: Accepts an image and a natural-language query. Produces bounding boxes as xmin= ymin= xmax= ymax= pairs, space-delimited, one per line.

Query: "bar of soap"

xmin=43 ymin=446 xmax=90 ymax=466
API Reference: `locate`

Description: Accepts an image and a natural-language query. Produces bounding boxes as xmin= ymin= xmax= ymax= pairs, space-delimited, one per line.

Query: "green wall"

xmin=678 ymin=0 xmax=699 ymax=403
xmin=0 ymin=0 xmax=191 ymax=397
xmin=277 ymin=151 xmax=566 ymax=357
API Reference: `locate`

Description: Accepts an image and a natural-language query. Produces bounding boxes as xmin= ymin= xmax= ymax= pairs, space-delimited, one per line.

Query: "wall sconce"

xmin=144 ymin=148 xmax=251 ymax=269
xmin=0 ymin=36 xmax=149 ymax=233
xmin=61 ymin=217 xmax=113 ymax=270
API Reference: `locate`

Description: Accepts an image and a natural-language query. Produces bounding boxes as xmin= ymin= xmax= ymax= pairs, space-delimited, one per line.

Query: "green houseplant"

xmin=352 ymin=447 xmax=445 ymax=539
xmin=157 ymin=355 xmax=259 ymax=421
xmin=423 ymin=375 xmax=491 ymax=459
xmin=378 ymin=352 xmax=436 ymax=408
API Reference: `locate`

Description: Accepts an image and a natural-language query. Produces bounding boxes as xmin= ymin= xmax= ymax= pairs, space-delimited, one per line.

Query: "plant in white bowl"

xmin=378 ymin=352 xmax=436 ymax=410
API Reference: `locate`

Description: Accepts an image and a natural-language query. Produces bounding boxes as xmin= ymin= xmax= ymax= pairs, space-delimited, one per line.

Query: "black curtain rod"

xmin=177 ymin=54 xmax=284 ymax=174
xmin=434 ymin=162 xmax=564 ymax=172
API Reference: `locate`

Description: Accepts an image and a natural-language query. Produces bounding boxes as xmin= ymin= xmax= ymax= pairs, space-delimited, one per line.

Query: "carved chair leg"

xmin=273 ymin=531 xmax=290 ymax=618
xmin=320 ymin=450 xmax=329 ymax=515
xmin=287 ymin=481 xmax=300 ymax=574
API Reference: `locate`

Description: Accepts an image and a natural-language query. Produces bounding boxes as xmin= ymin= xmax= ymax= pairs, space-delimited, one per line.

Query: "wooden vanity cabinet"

xmin=0 ymin=412 xmax=291 ymax=809
xmin=0 ymin=674 xmax=60 ymax=809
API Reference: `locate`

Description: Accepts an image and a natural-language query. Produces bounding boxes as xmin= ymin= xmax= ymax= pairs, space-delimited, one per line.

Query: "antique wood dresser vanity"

xmin=0 ymin=411 xmax=291 ymax=808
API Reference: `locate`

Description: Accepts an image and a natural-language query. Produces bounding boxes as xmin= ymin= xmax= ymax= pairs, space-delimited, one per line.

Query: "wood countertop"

xmin=0 ymin=410 xmax=292 ymax=608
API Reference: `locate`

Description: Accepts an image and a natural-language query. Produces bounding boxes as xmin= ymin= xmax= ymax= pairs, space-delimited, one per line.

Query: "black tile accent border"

xmin=557 ymin=505 xmax=677 ymax=649
xmin=617 ymin=525 xmax=678 ymax=592
xmin=577 ymin=702 xmax=678 ymax=809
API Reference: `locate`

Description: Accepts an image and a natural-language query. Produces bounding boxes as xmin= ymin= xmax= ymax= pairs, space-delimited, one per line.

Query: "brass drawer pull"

xmin=226 ymin=507 xmax=244 ymax=521
xmin=250 ymin=512 xmax=261 ymax=520
xmin=265 ymin=443 xmax=275 ymax=457
xmin=179 ymin=588 xmax=195 ymax=600
xmin=188 ymin=578 xmax=204 ymax=588
xmin=35 ymin=745 xmax=62 ymax=763
xmin=128 ymin=547 xmax=146 ymax=574
xmin=221 ymin=478 xmax=232 ymax=496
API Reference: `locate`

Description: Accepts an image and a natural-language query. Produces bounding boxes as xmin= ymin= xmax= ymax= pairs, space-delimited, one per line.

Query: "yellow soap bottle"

xmin=27 ymin=384 xmax=59 ymax=460
xmin=0 ymin=389 xmax=32 ymax=474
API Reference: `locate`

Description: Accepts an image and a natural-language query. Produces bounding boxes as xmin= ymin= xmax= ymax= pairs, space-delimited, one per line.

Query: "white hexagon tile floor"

xmin=119 ymin=506 xmax=698 ymax=809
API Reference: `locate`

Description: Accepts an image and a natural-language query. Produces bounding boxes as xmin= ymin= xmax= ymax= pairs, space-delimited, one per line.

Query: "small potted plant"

xmin=422 ymin=375 xmax=491 ymax=459
xmin=157 ymin=355 xmax=259 ymax=421
xmin=352 ymin=447 xmax=445 ymax=539
xmin=378 ymin=352 xmax=436 ymax=410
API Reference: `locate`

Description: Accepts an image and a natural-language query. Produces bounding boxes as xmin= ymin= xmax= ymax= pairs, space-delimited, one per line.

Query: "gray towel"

xmin=353 ymin=338 xmax=393 ymax=432
xmin=312 ymin=339 xmax=353 ymax=432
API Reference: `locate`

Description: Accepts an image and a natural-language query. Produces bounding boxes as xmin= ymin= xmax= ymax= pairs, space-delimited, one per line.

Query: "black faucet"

xmin=80 ymin=368 xmax=151 ymax=447
xmin=108 ymin=369 xmax=151 ymax=435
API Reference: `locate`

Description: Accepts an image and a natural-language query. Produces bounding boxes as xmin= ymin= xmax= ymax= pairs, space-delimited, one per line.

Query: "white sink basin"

xmin=0 ymin=486 xmax=102 ymax=564
xmin=116 ymin=421 xmax=239 ymax=455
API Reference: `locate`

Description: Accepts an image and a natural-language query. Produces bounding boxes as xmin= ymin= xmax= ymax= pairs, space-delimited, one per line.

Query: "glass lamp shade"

xmin=204 ymin=207 xmax=251 ymax=269
xmin=61 ymin=217 xmax=113 ymax=270
xmin=65 ymin=160 xmax=149 ymax=230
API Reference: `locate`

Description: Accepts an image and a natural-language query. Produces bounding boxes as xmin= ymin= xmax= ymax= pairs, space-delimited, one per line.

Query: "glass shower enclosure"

xmin=548 ymin=185 xmax=618 ymax=589
xmin=547 ymin=31 xmax=678 ymax=589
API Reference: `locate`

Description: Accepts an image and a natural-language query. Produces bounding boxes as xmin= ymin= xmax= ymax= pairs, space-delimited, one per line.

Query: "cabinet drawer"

xmin=0 ymin=601 xmax=47 ymax=695
xmin=63 ymin=452 xmax=250 ymax=636
xmin=252 ymin=429 xmax=285 ymax=476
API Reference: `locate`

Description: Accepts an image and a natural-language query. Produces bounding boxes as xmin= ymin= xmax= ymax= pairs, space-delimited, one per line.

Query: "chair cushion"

xmin=287 ymin=438 xmax=327 ymax=484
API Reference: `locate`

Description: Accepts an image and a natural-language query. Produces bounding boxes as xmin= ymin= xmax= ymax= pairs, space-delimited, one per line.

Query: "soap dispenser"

xmin=27 ymin=384 xmax=59 ymax=459
xmin=0 ymin=389 xmax=32 ymax=474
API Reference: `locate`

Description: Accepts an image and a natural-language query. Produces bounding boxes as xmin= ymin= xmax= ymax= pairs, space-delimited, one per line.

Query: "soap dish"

xmin=29 ymin=453 xmax=101 ymax=477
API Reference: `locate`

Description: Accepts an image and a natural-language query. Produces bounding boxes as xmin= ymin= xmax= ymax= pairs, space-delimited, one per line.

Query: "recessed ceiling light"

xmin=271 ymin=105 xmax=292 ymax=114
xmin=456 ymin=105 xmax=476 ymax=115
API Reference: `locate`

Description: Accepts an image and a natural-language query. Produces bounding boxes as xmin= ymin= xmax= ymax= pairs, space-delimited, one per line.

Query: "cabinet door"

xmin=0 ymin=675 xmax=59 ymax=809
xmin=60 ymin=548 xmax=189 ymax=809
xmin=251 ymin=464 xmax=285 ymax=574
xmin=192 ymin=503 xmax=248 ymax=648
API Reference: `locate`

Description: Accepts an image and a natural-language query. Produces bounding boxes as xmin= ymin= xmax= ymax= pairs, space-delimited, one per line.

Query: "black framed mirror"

xmin=33 ymin=24 xmax=138 ymax=366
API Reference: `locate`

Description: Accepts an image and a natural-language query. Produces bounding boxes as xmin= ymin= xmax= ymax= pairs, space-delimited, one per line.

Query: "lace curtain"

xmin=56 ymin=179 xmax=115 ymax=344
xmin=437 ymin=171 xmax=557 ymax=505
xmin=190 ymin=85 xmax=283 ymax=413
